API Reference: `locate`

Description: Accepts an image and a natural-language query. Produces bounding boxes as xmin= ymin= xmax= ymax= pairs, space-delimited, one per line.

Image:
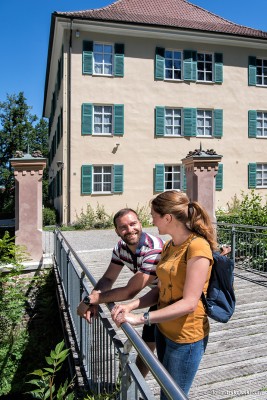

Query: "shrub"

xmin=74 ymin=204 xmax=113 ymax=230
xmin=43 ymin=207 xmax=57 ymax=226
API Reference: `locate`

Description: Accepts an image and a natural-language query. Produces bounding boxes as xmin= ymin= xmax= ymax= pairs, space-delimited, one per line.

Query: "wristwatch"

xmin=82 ymin=295 xmax=91 ymax=306
xmin=143 ymin=312 xmax=151 ymax=326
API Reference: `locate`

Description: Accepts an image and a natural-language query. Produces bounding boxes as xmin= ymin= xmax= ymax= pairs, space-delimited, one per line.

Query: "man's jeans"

xmin=155 ymin=327 xmax=208 ymax=398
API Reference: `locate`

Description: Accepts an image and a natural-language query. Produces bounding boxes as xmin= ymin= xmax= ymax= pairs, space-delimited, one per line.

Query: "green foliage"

xmin=135 ymin=204 xmax=152 ymax=227
xmin=26 ymin=340 xmax=74 ymax=400
xmin=0 ymin=230 xmax=29 ymax=266
xmin=74 ymin=203 xmax=113 ymax=230
xmin=43 ymin=207 xmax=57 ymax=227
xmin=216 ymin=190 xmax=267 ymax=226
xmin=0 ymin=92 xmax=49 ymax=212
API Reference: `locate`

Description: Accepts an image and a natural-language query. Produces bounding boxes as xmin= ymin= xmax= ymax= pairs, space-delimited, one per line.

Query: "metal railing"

xmin=53 ymin=229 xmax=188 ymax=400
xmin=217 ymin=223 xmax=267 ymax=273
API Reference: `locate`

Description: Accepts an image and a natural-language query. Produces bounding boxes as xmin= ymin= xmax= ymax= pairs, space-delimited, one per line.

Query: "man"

xmin=77 ymin=208 xmax=164 ymax=377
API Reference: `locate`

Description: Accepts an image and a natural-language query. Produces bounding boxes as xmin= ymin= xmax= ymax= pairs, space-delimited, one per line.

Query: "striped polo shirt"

xmin=111 ymin=232 xmax=164 ymax=285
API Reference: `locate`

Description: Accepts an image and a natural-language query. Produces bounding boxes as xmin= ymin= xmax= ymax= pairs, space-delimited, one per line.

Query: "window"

xmin=248 ymin=57 xmax=267 ymax=86
xmin=82 ymin=104 xmax=124 ymax=136
xmin=155 ymin=48 xmax=223 ymax=83
xmin=165 ymin=50 xmax=182 ymax=80
xmin=154 ymin=164 xmax=185 ymax=192
xmin=164 ymin=165 xmax=182 ymax=190
xmin=93 ymin=166 xmax=112 ymax=192
xmin=248 ymin=110 xmax=267 ymax=138
xmin=257 ymin=112 xmax=267 ymax=137
xmin=94 ymin=106 xmax=112 ymax=134
xmin=83 ymin=41 xmax=124 ymax=77
xmin=197 ymin=110 xmax=212 ymax=137
xmin=165 ymin=108 xmax=182 ymax=136
xmin=256 ymin=59 xmax=267 ymax=86
xmin=155 ymin=107 xmax=223 ymax=138
xmin=81 ymin=165 xmax=123 ymax=194
xmin=93 ymin=43 xmax=113 ymax=75
xmin=248 ymin=163 xmax=267 ymax=188
xmin=197 ymin=53 xmax=213 ymax=82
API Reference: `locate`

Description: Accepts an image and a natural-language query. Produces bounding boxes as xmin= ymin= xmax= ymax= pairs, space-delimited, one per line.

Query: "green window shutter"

xmin=83 ymin=41 xmax=93 ymax=75
xmin=155 ymin=47 xmax=165 ymax=80
xmin=155 ymin=164 xmax=164 ymax=192
xmin=81 ymin=103 xmax=93 ymax=135
xmin=113 ymin=165 xmax=124 ymax=193
xmin=155 ymin=106 xmax=165 ymax=136
xmin=114 ymin=104 xmax=124 ymax=136
xmin=248 ymin=110 xmax=257 ymax=138
xmin=182 ymin=165 xmax=187 ymax=191
xmin=248 ymin=163 xmax=256 ymax=188
xmin=216 ymin=164 xmax=223 ymax=191
xmin=214 ymin=109 xmax=223 ymax=138
xmin=248 ymin=56 xmax=257 ymax=86
xmin=114 ymin=43 xmax=124 ymax=77
xmin=214 ymin=53 xmax=223 ymax=83
xmin=184 ymin=108 xmax=196 ymax=137
xmin=81 ymin=165 xmax=92 ymax=194
xmin=183 ymin=50 xmax=197 ymax=81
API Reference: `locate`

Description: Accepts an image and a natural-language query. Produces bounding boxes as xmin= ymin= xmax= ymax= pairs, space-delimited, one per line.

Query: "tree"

xmin=0 ymin=92 xmax=49 ymax=213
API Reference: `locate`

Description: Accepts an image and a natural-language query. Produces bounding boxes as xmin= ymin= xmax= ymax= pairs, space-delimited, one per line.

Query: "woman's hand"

xmin=111 ymin=305 xmax=143 ymax=327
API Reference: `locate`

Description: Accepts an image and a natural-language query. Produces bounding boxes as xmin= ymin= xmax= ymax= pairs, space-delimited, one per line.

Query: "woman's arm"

xmin=113 ymin=256 xmax=210 ymax=326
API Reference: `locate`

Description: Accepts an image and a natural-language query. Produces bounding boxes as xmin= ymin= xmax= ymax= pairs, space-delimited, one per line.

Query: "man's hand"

xmin=77 ymin=301 xmax=94 ymax=323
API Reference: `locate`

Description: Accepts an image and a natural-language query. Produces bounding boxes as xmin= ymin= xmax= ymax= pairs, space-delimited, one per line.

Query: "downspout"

xmin=67 ymin=19 xmax=73 ymax=224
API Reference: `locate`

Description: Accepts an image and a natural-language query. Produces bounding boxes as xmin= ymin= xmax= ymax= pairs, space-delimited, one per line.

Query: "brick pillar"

xmin=182 ymin=147 xmax=222 ymax=223
xmin=10 ymin=154 xmax=47 ymax=262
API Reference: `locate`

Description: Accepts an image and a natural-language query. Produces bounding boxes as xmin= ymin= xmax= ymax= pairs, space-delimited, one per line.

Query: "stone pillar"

xmin=182 ymin=147 xmax=222 ymax=223
xmin=10 ymin=153 xmax=47 ymax=262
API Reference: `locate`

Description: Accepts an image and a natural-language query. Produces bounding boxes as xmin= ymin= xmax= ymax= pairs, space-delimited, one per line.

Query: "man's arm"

xmin=92 ymin=261 xmax=124 ymax=293
xmin=89 ymin=271 xmax=156 ymax=304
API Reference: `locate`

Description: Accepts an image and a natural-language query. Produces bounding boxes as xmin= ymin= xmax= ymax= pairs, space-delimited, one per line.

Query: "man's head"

xmin=113 ymin=208 xmax=142 ymax=246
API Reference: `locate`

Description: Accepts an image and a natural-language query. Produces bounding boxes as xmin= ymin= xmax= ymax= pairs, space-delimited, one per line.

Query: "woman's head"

xmin=151 ymin=190 xmax=217 ymax=250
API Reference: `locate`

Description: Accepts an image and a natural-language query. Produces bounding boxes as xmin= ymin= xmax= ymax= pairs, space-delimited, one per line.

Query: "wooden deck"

xmin=64 ymin=230 xmax=267 ymax=400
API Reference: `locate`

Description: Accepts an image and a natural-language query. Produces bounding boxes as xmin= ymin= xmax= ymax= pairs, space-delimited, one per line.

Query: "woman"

xmin=112 ymin=190 xmax=217 ymax=397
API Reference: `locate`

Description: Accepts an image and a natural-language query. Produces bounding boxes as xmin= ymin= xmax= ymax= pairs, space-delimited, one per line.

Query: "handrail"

xmin=54 ymin=229 xmax=188 ymax=400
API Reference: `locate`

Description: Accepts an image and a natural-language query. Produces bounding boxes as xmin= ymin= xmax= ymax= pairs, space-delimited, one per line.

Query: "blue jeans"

xmin=155 ymin=327 xmax=208 ymax=398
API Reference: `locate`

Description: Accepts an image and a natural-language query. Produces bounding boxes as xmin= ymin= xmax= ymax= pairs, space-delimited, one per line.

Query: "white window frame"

xmin=93 ymin=105 xmax=113 ymax=135
xmin=164 ymin=49 xmax=182 ymax=81
xmin=256 ymin=58 xmax=267 ymax=87
xmin=257 ymin=111 xmax=267 ymax=137
xmin=197 ymin=52 xmax=213 ymax=82
xmin=93 ymin=42 xmax=113 ymax=76
xmin=256 ymin=163 xmax=267 ymax=188
xmin=165 ymin=108 xmax=182 ymax=136
xmin=164 ymin=165 xmax=182 ymax=190
xmin=197 ymin=109 xmax=213 ymax=137
xmin=92 ymin=165 xmax=112 ymax=193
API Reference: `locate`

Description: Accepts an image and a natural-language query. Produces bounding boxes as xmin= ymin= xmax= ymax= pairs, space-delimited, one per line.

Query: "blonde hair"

xmin=151 ymin=190 xmax=217 ymax=250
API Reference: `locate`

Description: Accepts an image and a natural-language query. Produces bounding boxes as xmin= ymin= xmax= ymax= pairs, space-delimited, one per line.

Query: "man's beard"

xmin=123 ymin=231 xmax=141 ymax=246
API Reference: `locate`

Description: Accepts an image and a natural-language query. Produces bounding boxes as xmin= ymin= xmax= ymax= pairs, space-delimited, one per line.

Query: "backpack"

xmin=184 ymin=238 xmax=236 ymax=323
xmin=201 ymin=251 xmax=235 ymax=323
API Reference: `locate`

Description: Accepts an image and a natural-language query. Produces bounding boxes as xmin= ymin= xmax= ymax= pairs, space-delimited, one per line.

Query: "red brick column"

xmin=10 ymin=155 xmax=46 ymax=262
xmin=182 ymin=148 xmax=222 ymax=223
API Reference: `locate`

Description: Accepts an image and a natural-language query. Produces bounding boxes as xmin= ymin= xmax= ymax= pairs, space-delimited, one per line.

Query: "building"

xmin=43 ymin=0 xmax=267 ymax=225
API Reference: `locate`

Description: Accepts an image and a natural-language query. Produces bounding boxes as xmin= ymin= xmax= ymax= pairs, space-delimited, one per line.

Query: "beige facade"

xmin=43 ymin=14 xmax=267 ymax=225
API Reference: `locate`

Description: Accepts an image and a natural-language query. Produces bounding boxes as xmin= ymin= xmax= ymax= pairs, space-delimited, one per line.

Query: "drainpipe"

xmin=66 ymin=19 xmax=73 ymax=224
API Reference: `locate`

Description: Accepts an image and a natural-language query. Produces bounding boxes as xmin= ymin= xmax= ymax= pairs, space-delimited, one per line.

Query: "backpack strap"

xmin=184 ymin=236 xmax=210 ymax=311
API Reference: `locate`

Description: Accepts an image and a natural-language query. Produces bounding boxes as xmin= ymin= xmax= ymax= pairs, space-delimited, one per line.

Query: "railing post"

xmin=231 ymin=226 xmax=236 ymax=266
xmin=120 ymin=341 xmax=135 ymax=400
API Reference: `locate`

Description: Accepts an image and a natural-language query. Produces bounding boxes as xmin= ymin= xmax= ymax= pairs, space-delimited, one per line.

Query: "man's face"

xmin=115 ymin=212 xmax=142 ymax=246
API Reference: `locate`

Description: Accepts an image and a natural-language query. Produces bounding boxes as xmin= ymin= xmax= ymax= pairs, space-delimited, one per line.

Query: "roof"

xmin=56 ymin=0 xmax=267 ymax=39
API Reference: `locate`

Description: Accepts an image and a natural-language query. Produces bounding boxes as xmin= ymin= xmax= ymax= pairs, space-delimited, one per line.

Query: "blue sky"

xmin=1 ymin=0 xmax=267 ymax=120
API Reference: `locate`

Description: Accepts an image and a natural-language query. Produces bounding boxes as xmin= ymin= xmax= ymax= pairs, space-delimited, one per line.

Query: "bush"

xmin=74 ymin=203 xmax=113 ymax=230
xmin=216 ymin=190 xmax=267 ymax=226
xmin=43 ymin=207 xmax=57 ymax=226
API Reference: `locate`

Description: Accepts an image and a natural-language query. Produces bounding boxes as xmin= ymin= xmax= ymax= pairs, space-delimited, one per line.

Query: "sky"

xmin=1 ymin=0 xmax=267 ymax=120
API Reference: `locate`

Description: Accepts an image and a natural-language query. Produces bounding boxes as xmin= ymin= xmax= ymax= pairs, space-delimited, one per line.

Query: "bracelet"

xmin=143 ymin=312 xmax=151 ymax=326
